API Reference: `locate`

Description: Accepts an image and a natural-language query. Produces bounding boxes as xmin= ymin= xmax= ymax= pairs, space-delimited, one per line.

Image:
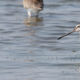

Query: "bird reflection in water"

xmin=24 ymin=17 xmax=43 ymax=26
xmin=23 ymin=17 xmax=44 ymax=55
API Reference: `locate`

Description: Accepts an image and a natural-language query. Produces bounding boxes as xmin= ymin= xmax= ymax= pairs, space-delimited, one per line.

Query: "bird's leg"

xmin=27 ymin=10 xmax=32 ymax=17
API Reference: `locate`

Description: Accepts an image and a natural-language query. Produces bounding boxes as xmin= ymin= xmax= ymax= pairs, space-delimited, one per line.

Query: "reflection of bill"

xmin=24 ymin=17 xmax=43 ymax=26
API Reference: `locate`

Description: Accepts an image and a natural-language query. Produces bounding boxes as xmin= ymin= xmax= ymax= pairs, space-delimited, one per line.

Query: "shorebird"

xmin=23 ymin=0 xmax=44 ymax=17
xmin=57 ymin=24 xmax=80 ymax=40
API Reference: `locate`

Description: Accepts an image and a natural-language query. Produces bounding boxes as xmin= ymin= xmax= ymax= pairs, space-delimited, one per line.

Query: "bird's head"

xmin=74 ymin=24 xmax=80 ymax=32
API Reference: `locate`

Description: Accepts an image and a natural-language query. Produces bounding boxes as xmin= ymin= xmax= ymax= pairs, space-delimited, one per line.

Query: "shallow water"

xmin=0 ymin=0 xmax=80 ymax=80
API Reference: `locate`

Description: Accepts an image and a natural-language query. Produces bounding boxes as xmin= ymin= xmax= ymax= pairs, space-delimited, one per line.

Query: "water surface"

xmin=0 ymin=0 xmax=80 ymax=80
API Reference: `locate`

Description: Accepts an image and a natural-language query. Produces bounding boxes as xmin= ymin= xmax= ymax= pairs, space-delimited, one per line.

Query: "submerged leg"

xmin=27 ymin=10 xmax=32 ymax=17
xmin=33 ymin=10 xmax=39 ymax=17
xmin=27 ymin=9 xmax=40 ymax=17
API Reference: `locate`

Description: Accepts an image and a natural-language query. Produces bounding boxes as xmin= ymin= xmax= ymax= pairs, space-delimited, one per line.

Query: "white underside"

xmin=27 ymin=9 xmax=40 ymax=17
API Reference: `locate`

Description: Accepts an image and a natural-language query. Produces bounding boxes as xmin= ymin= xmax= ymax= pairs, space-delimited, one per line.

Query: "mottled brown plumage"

xmin=23 ymin=0 xmax=43 ymax=10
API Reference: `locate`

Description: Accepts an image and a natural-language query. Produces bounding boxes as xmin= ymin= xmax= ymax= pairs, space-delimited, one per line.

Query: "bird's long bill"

xmin=57 ymin=30 xmax=75 ymax=40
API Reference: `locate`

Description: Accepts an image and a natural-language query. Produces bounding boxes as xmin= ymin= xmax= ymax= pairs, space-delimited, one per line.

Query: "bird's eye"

xmin=77 ymin=26 xmax=80 ymax=28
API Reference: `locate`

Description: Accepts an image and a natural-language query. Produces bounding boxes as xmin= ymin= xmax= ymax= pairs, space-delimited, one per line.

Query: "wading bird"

xmin=58 ymin=24 xmax=80 ymax=40
xmin=23 ymin=0 xmax=44 ymax=17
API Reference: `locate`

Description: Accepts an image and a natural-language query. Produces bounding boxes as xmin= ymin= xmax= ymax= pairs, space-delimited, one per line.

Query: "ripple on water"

xmin=0 ymin=0 xmax=80 ymax=80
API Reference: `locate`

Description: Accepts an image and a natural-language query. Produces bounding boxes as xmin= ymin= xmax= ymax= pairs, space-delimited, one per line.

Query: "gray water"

xmin=0 ymin=0 xmax=80 ymax=80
